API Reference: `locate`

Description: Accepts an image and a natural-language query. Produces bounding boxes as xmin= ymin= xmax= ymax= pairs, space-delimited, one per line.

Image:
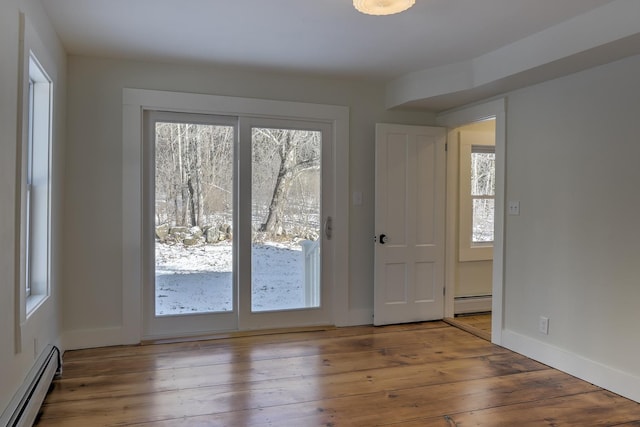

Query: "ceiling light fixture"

xmin=353 ymin=0 xmax=415 ymax=16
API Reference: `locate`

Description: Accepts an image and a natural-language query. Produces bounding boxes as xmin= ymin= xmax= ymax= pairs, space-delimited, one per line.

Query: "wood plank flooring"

xmin=35 ymin=322 xmax=640 ymax=426
xmin=444 ymin=313 xmax=492 ymax=341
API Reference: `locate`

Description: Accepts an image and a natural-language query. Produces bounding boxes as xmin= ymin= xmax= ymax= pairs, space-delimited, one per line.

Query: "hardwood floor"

xmin=35 ymin=322 xmax=640 ymax=426
xmin=444 ymin=312 xmax=492 ymax=341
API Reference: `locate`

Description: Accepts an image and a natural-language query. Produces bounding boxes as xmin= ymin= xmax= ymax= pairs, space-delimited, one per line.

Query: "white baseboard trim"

xmin=454 ymin=295 xmax=492 ymax=315
xmin=62 ymin=327 xmax=132 ymax=351
xmin=502 ymin=329 xmax=640 ymax=403
xmin=62 ymin=309 xmax=375 ymax=350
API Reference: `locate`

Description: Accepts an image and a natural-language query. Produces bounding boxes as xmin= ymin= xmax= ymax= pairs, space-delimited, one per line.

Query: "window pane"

xmin=26 ymin=55 xmax=52 ymax=312
xmin=251 ymin=127 xmax=321 ymax=312
xmin=154 ymin=122 xmax=234 ymax=316
xmin=472 ymin=198 xmax=494 ymax=243
xmin=471 ymin=151 xmax=495 ymax=196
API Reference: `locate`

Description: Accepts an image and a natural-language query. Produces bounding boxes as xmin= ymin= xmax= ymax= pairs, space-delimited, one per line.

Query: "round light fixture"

xmin=353 ymin=0 xmax=416 ymax=16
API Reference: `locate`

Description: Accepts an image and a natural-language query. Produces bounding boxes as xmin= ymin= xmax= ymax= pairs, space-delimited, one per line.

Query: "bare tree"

xmin=155 ymin=123 xmax=320 ymax=241
xmin=155 ymin=122 xmax=234 ymax=229
xmin=252 ymin=128 xmax=320 ymax=236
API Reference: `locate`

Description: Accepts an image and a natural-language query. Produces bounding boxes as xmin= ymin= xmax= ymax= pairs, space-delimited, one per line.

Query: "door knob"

xmin=379 ymin=234 xmax=388 ymax=244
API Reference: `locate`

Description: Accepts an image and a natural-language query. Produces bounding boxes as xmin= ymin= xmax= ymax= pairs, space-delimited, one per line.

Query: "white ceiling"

xmin=41 ymin=0 xmax=637 ymax=109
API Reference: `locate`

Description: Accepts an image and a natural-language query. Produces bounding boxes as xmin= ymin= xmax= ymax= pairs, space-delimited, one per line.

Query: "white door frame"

xmin=437 ymin=98 xmax=506 ymax=345
xmin=122 ymin=89 xmax=350 ymax=342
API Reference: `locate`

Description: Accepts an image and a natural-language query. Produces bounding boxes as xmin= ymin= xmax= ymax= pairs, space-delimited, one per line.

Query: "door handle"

xmin=379 ymin=234 xmax=388 ymax=244
xmin=324 ymin=216 xmax=333 ymax=240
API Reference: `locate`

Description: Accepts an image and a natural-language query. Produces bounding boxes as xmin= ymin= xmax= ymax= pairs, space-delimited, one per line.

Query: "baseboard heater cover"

xmin=454 ymin=295 xmax=492 ymax=315
xmin=0 ymin=345 xmax=62 ymax=427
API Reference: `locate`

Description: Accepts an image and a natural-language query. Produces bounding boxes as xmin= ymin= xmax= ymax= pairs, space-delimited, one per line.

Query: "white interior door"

xmin=374 ymin=124 xmax=446 ymax=326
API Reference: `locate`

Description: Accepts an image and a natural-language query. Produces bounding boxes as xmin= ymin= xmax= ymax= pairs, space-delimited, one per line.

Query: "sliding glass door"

xmin=143 ymin=112 xmax=332 ymax=338
xmin=238 ymin=118 xmax=331 ymax=330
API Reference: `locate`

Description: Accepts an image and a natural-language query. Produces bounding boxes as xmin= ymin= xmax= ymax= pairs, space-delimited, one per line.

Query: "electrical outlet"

xmin=539 ymin=316 xmax=549 ymax=335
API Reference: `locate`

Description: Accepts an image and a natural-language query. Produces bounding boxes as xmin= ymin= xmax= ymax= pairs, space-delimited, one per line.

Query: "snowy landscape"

xmin=152 ymin=124 xmax=321 ymax=316
xmin=155 ymin=241 xmax=307 ymax=315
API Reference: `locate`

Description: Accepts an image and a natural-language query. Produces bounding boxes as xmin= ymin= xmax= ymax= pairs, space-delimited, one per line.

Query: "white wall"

xmin=502 ymin=53 xmax=640 ymax=399
xmin=0 ymin=0 xmax=66 ymax=414
xmin=62 ymin=56 xmax=435 ymax=342
xmin=457 ymin=262 xmax=492 ymax=297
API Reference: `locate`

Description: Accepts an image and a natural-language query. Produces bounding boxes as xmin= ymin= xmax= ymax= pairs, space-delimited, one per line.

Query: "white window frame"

xmin=459 ymin=135 xmax=494 ymax=262
xmin=21 ymin=52 xmax=53 ymax=317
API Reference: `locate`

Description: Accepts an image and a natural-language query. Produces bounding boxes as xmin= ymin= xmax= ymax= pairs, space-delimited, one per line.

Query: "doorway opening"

xmin=444 ymin=118 xmax=496 ymax=341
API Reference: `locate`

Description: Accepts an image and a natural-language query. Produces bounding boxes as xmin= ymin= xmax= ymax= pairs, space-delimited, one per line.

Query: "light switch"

xmin=508 ymin=201 xmax=520 ymax=216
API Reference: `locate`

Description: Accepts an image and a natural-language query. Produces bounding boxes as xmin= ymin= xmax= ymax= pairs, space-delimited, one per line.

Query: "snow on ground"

xmin=155 ymin=241 xmax=307 ymax=315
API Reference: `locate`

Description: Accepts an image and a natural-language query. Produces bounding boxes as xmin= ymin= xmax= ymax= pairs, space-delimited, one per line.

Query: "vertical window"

xmin=470 ymin=146 xmax=495 ymax=244
xmin=459 ymin=127 xmax=495 ymax=261
xmin=23 ymin=53 xmax=52 ymax=315
xmin=25 ymin=77 xmax=34 ymax=298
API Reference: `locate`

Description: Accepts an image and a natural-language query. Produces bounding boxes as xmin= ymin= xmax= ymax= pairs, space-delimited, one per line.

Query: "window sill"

xmin=26 ymin=294 xmax=48 ymax=318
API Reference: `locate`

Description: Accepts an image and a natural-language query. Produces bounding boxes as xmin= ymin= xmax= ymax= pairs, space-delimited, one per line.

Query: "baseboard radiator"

xmin=454 ymin=295 xmax=492 ymax=315
xmin=0 ymin=345 xmax=62 ymax=427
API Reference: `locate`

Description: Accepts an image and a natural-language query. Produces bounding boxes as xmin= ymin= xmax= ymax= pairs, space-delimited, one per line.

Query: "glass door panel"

xmin=250 ymin=128 xmax=321 ymax=312
xmin=144 ymin=111 xmax=238 ymax=339
xmin=154 ymin=121 xmax=234 ymax=316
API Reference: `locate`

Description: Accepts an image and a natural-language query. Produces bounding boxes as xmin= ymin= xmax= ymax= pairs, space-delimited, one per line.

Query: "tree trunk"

xmin=178 ymin=124 xmax=188 ymax=226
xmin=194 ymin=127 xmax=203 ymax=226
xmin=260 ymin=132 xmax=291 ymax=235
xmin=258 ymin=130 xmax=320 ymax=237
xmin=187 ymin=177 xmax=196 ymax=227
xmin=260 ymin=164 xmax=290 ymax=235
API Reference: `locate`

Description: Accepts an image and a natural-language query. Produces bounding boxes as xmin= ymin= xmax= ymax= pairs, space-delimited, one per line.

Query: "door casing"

xmin=122 ymin=89 xmax=349 ymax=343
xmin=437 ymin=98 xmax=506 ymax=345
